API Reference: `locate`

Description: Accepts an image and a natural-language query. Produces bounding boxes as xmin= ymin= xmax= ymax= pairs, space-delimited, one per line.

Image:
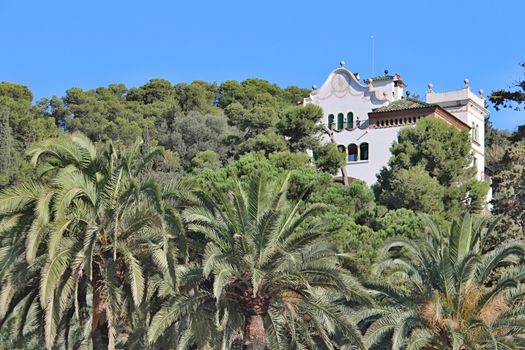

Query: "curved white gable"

xmin=306 ymin=66 xmax=391 ymax=127
xmin=307 ymin=67 xmax=390 ymax=107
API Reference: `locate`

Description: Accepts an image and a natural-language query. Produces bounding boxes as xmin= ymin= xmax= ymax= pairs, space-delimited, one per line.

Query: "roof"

xmin=371 ymin=98 xmax=435 ymax=113
xmin=367 ymin=74 xmax=394 ymax=82
xmin=368 ymin=98 xmax=470 ymax=130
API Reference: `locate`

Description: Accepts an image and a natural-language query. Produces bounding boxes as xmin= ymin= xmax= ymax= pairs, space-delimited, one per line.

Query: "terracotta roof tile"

xmin=371 ymin=98 xmax=435 ymax=113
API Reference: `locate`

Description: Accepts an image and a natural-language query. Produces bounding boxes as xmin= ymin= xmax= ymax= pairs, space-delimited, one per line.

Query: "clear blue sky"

xmin=1 ymin=0 xmax=524 ymax=131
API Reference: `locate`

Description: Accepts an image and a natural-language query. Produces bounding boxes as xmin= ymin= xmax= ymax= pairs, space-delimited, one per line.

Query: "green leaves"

xmin=117 ymin=243 xmax=145 ymax=306
xmin=375 ymin=117 xmax=488 ymax=217
xmin=0 ymin=132 xmax=191 ymax=348
xmin=366 ymin=213 xmax=525 ymax=349
xmin=40 ymin=248 xmax=71 ymax=307
xmin=147 ymin=292 xmax=209 ymax=344
xmin=4 ymin=121 xmax=525 ymax=350
xmin=314 ymin=143 xmax=346 ymax=175
xmin=165 ymin=173 xmax=369 ymax=348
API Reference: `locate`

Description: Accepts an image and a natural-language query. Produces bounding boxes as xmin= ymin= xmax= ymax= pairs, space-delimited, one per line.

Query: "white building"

xmin=305 ymin=61 xmax=488 ymax=189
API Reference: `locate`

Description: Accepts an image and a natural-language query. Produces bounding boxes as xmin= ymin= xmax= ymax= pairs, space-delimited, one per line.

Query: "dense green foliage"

xmin=148 ymin=174 xmax=369 ymax=349
xmin=0 ymin=83 xmax=59 ymax=187
xmin=489 ymin=138 xmax=525 ymax=247
xmin=485 ymin=63 xmax=525 ymax=248
xmin=314 ymin=143 xmax=346 ymax=175
xmin=0 ymin=72 xmax=522 ymax=349
xmin=374 ymin=118 xmax=489 ymax=218
xmin=0 ymin=134 xmax=193 ymax=349
xmin=363 ymin=214 xmax=525 ymax=349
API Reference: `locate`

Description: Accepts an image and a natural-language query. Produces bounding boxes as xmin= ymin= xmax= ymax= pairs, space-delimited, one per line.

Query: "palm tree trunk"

xmin=91 ymin=277 xmax=109 ymax=349
xmin=243 ymin=314 xmax=266 ymax=350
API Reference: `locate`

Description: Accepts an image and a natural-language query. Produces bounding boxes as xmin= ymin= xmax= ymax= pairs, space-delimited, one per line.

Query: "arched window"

xmin=476 ymin=124 xmax=480 ymax=141
xmin=337 ymin=113 xmax=344 ymax=130
xmin=337 ymin=145 xmax=346 ymax=156
xmin=471 ymin=122 xmax=477 ymax=141
xmin=360 ymin=143 xmax=369 ymax=161
xmin=348 ymin=144 xmax=358 ymax=161
xmin=328 ymin=114 xmax=334 ymax=130
xmin=347 ymin=112 xmax=354 ymax=128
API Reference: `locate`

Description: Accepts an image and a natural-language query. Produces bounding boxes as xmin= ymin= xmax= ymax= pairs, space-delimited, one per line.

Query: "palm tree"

xmin=148 ymin=173 xmax=370 ymax=349
xmin=362 ymin=213 xmax=525 ymax=349
xmin=0 ymin=133 xmax=189 ymax=349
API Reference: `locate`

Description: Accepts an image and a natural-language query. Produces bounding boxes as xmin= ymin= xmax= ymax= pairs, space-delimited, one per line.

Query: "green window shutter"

xmin=360 ymin=143 xmax=369 ymax=160
xmin=312 ymin=149 xmax=318 ymax=161
xmin=347 ymin=112 xmax=354 ymax=128
xmin=328 ymin=114 xmax=334 ymax=129
xmin=337 ymin=113 xmax=344 ymax=130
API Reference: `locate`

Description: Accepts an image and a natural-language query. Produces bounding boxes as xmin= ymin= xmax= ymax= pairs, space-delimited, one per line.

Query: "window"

xmin=337 ymin=113 xmax=344 ymax=130
xmin=347 ymin=112 xmax=354 ymax=128
xmin=328 ymin=114 xmax=334 ymax=130
xmin=348 ymin=144 xmax=358 ymax=161
xmin=472 ymin=122 xmax=479 ymax=142
xmin=360 ymin=143 xmax=369 ymax=161
xmin=337 ymin=145 xmax=346 ymax=153
xmin=312 ymin=149 xmax=318 ymax=161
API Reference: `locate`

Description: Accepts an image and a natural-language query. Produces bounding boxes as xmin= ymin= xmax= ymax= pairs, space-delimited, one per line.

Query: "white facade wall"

xmin=305 ymin=65 xmax=401 ymax=186
xmin=305 ymin=68 xmax=391 ymax=123
xmin=427 ymin=87 xmax=487 ymax=181
xmin=325 ymin=126 xmax=401 ymax=185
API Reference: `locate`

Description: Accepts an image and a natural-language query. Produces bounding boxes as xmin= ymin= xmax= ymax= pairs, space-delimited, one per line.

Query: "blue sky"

xmin=1 ymin=0 xmax=524 ymax=131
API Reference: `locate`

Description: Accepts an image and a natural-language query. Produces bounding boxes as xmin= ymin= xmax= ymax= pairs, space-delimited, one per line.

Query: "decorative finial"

xmin=427 ymin=83 xmax=433 ymax=93
xmin=312 ymin=85 xmax=317 ymax=90
xmin=384 ymin=69 xmax=389 ymax=75
xmin=355 ymin=73 xmax=360 ymax=80
xmin=406 ymin=91 xmax=411 ymax=97
xmin=479 ymin=89 xmax=484 ymax=97
xmin=464 ymin=78 xmax=469 ymax=88
xmin=339 ymin=60 xmax=346 ymax=67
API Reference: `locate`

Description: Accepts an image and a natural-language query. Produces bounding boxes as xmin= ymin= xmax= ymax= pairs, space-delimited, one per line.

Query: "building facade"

xmin=305 ymin=61 xmax=488 ymax=190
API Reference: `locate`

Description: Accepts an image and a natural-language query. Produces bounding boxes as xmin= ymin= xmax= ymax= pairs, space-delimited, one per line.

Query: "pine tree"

xmin=0 ymin=107 xmax=12 ymax=187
